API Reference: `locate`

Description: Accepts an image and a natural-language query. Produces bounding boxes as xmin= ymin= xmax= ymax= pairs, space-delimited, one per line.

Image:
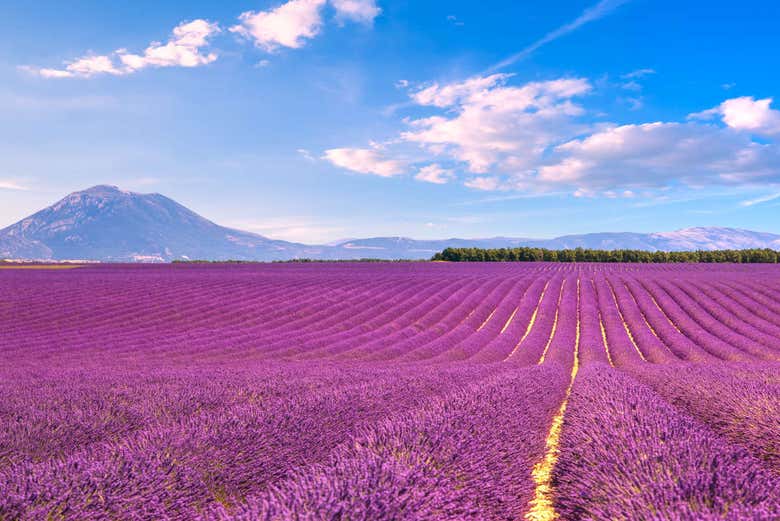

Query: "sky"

xmin=1 ymin=0 xmax=779 ymax=243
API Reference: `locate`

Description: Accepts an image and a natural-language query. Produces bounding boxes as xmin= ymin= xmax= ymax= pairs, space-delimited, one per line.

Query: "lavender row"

xmin=471 ymin=277 xmax=548 ymax=362
xmin=0 ymin=365 xmax=502 ymax=519
xmin=638 ymin=279 xmax=754 ymax=361
xmin=658 ymin=279 xmax=778 ymax=361
xmin=505 ymin=276 xmax=564 ymax=364
xmin=206 ymin=365 xmax=569 ymax=521
xmin=627 ymin=362 xmax=780 ymax=473
xmin=553 ymin=365 xmax=780 ymax=520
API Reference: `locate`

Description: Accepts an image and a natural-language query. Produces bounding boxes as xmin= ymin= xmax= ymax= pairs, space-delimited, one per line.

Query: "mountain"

xmin=648 ymin=227 xmax=780 ymax=251
xmin=0 ymin=185 xmax=330 ymax=262
xmin=328 ymin=229 xmax=780 ymax=258
xmin=1 ymin=186 xmax=778 ymax=261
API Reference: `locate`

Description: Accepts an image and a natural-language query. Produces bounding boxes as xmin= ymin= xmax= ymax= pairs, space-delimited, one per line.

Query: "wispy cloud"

xmin=0 ymin=180 xmax=29 ymax=191
xmin=630 ymin=189 xmax=748 ymax=209
xmin=331 ymin=0 xmax=381 ymax=25
xmin=622 ymin=68 xmax=655 ymax=79
xmin=486 ymin=0 xmax=630 ymax=72
xmin=453 ymin=192 xmax=567 ymax=207
xmin=740 ymin=192 xmax=780 ymax=207
xmin=228 ymin=216 xmax=346 ymax=243
xmin=297 ymin=148 xmax=317 ymax=162
xmin=446 ymin=15 xmax=465 ymax=27
xmin=1 ymin=93 xmax=117 ymax=111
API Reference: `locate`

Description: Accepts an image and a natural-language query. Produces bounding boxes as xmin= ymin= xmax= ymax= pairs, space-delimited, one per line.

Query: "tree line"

xmin=431 ymin=247 xmax=780 ymax=263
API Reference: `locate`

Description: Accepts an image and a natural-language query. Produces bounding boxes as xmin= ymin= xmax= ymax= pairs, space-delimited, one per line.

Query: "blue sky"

xmin=1 ymin=0 xmax=779 ymax=243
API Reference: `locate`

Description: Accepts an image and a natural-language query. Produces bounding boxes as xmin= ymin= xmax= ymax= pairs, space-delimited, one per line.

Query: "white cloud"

xmin=28 ymin=19 xmax=220 ymax=78
xmin=118 ymin=20 xmax=220 ymax=71
xmin=32 ymin=67 xmax=73 ymax=79
xmin=403 ymin=77 xmax=592 ymax=173
xmin=42 ymin=55 xmax=123 ymax=78
xmin=690 ymin=96 xmax=780 ymax=136
xmin=541 ymin=122 xmax=780 ymax=189
xmin=325 ymin=73 xmax=780 ymax=196
xmin=231 ymin=0 xmax=326 ymax=51
xmin=331 ymin=0 xmax=381 ymax=25
xmin=27 ymin=1 xmax=378 ymax=78
xmin=411 ymin=74 xmax=511 ymax=108
xmin=415 ymin=164 xmax=455 ymax=184
xmin=323 ymin=147 xmax=405 ymax=177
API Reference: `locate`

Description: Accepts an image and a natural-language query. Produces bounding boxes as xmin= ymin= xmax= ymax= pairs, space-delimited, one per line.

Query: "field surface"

xmin=1 ymin=262 xmax=779 ymax=520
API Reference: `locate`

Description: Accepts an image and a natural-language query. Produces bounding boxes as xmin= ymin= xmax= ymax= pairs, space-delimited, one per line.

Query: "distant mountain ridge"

xmin=331 ymin=229 xmax=780 ymax=259
xmin=0 ymin=186 xmax=329 ymax=262
xmin=1 ymin=186 xmax=779 ymax=261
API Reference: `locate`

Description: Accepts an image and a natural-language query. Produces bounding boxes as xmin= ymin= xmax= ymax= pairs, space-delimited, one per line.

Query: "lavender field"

xmin=1 ymin=262 xmax=779 ymax=520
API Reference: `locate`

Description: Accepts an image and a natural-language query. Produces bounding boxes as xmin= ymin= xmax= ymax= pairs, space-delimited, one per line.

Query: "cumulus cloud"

xmin=326 ymin=74 xmax=780 ymax=195
xmin=28 ymin=19 xmax=220 ymax=78
xmin=231 ymin=0 xmax=327 ymax=51
xmin=690 ymin=96 xmax=780 ymax=136
xmin=118 ymin=20 xmax=220 ymax=71
xmin=403 ymin=76 xmax=592 ymax=173
xmin=411 ymin=74 xmax=511 ymax=108
xmin=27 ymin=1 xmax=380 ymax=78
xmin=36 ymin=55 xmax=123 ymax=78
xmin=323 ymin=147 xmax=405 ymax=177
xmin=331 ymin=0 xmax=381 ymax=24
xmin=540 ymin=122 xmax=780 ymax=189
xmin=415 ymin=164 xmax=455 ymax=184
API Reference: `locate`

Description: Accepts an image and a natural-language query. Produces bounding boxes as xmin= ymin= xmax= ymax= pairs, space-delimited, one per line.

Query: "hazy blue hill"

xmin=330 ymin=229 xmax=780 ymax=258
xmin=1 ymin=186 xmax=778 ymax=261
